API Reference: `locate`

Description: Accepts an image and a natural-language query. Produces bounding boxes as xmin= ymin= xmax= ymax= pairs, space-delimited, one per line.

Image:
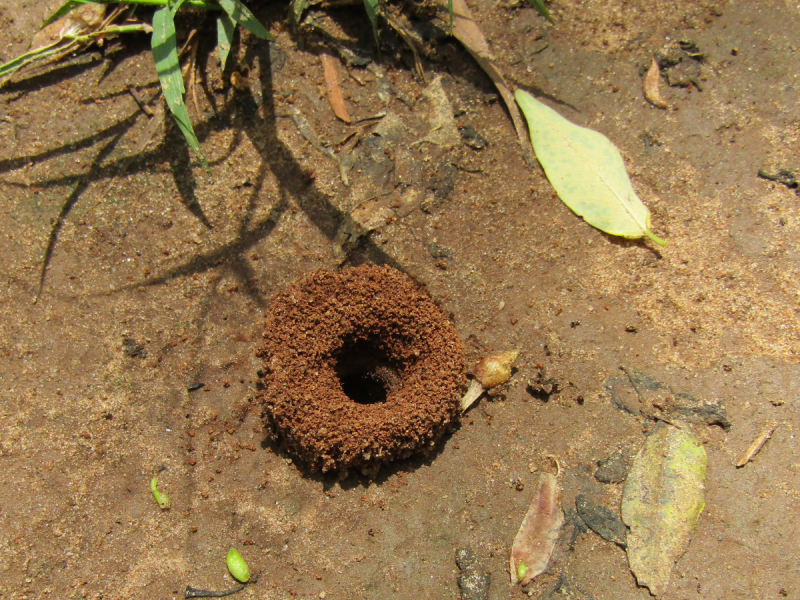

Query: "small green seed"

xmin=150 ymin=476 xmax=170 ymax=509
xmin=226 ymin=547 xmax=250 ymax=583
xmin=516 ymin=560 xmax=527 ymax=583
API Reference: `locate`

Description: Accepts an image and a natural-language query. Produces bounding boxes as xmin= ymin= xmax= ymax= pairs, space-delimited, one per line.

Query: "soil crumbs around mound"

xmin=257 ymin=265 xmax=464 ymax=477
xmin=1 ymin=0 xmax=799 ymax=599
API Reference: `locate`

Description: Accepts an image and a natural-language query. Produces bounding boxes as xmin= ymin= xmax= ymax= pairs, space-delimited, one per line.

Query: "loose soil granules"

xmin=257 ymin=265 xmax=465 ymax=477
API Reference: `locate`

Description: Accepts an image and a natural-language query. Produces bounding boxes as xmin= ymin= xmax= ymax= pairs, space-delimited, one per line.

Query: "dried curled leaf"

xmin=510 ymin=473 xmax=564 ymax=585
xmin=474 ymin=350 xmax=520 ymax=389
xmin=644 ymin=58 xmax=668 ymax=109
xmin=622 ymin=423 xmax=707 ymax=596
xmin=321 ymin=53 xmax=351 ymax=123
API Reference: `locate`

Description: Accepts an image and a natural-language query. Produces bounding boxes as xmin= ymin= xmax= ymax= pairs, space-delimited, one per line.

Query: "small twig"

xmin=186 ymin=572 xmax=258 ymax=598
xmin=736 ymin=423 xmax=778 ymax=468
xmin=185 ymin=584 xmax=246 ymax=598
xmin=128 ymin=86 xmax=155 ymax=116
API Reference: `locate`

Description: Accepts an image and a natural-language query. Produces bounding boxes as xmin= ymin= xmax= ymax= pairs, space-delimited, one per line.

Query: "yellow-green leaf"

xmin=151 ymin=6 xmax=208 ymax=169
xmin=515 ymin=89 xmax=666 ymax=245
xmin=621 ymin=423 xmax=707 ymax=596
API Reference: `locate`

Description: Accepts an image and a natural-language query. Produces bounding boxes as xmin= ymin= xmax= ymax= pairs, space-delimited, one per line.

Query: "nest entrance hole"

xmin=334 ymin=338 xmax=403 ymax=405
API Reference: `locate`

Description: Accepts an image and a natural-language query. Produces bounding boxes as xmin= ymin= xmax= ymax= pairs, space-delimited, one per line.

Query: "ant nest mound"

xmin=257 ymin=265 xmax=465 ymax=478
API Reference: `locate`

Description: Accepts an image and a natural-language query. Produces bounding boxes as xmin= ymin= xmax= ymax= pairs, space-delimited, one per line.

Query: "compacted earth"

xmin=1 ymin=0 xmax=799 ymax=599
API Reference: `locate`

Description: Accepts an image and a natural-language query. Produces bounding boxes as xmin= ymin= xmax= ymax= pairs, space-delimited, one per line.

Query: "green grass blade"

xmin=216 ymin=13 xmax=235 ymax=72
xmin=527 ymin=0 xmax=554 ymax=24
xmin=363 ymin=0 xmax=379 ymax=46
xmin=0 ymin=40 xmax=66 ymax=80
xmin=44 ymin=0 xmax=215 ymax=24
xmin=290 ymin=0 xmax=310 ymax=27
xmin=151 ymin=7 xmax=208 ymax=168
xmin=171 ymin=0 xmax=189 ymax=15
xmin=217 ymin=0 xmax=275 ymax=41
xmin=447 ymin=0 xmax=453 ymax=34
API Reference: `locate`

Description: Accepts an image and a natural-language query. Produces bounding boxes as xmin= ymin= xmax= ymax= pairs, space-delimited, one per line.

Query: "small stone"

xmin=575 ymin=495 xmax=627 ymax=547
xmin=455 ymin=548 xmax=490 ymax=600
xmin=594 ymin=449 xmax=628 ymax=484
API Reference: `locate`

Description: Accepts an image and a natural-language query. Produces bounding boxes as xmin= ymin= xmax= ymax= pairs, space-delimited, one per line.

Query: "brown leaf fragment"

xmin=321 ymin=53 xmax=351 ymax=123
xmin=736 ymin=423 xmax=777 ymax=468
xmin=644 ymin=58 xmax=668 ymax=109
xmin=31 ymin=4 xmax=106 ymax=50
xmin=510 ymin=472 xmax=564 ymax=586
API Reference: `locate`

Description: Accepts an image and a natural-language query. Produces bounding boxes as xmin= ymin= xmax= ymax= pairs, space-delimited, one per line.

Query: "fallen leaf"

xmin=515 ymin=90 xmax=667 ymax=245
xmin=434 ymin=0 xmax=533 ymax=165
xmin=644 ymin=58 xmax=668 ymax=109
xmin=321 ymin=53 xmax=351 ymax=123
xmin=622 ymin=423 xmax=707 ymax=597
xmin=31 ymin=4 xmax=106 ymax=50
xmin=510 ymin=472 xmax=564 ymax=585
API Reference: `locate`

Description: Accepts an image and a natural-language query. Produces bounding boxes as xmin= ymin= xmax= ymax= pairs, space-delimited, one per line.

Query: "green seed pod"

xmin=150 ymin=476 xmax=170 ymax=509
xmin=516 ymin=560 xmax=527 ymax=583
xmin=226 ymin=547 xmax=250 ymax=583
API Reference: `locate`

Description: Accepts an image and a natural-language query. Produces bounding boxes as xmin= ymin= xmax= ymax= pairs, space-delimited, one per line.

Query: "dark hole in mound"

xmin=334 ymin=338 xmax=403 ymax=405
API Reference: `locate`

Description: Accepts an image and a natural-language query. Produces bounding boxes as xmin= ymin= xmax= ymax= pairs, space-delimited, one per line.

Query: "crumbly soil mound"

xmin=257 ymin=265 xmax=465 ymax=477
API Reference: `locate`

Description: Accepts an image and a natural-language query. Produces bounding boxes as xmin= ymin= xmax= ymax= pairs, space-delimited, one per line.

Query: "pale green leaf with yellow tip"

xmin=515 ymin=90 xmax=666 ymax=246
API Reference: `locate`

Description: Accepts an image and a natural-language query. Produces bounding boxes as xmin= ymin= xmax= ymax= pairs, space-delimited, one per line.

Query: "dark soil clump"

xmin=257 ymin=265 xmax=465 ymax=477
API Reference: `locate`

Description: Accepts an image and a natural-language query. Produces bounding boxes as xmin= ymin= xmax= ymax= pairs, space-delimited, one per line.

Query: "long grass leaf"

xmin=0 ymin=40 xmax=66 ymax=80
xmin=171 ymin=0 xmax=189 ymax=15
xmin=526 ymin=0 xmax=554 ymax=24
xmin=217 ymin=0 xmax=274 ymax=41
xmin=151 ymin=7 xmax=208 ymax=168
xmin=45 ymin=0 xmax=215 ymax=25
xmin=216 ymin=13 xmax=235 ymax=72
xmin=290 ymin=0 xmax=310 ymax=27
xmin=447 ymin=0 xmax=453 ymax=33
xmin=363 ymin=0 xmax=379 ymax=46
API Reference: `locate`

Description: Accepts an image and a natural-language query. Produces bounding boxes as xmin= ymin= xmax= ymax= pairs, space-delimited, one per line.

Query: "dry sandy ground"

xmin=1 ymin=0 xmax=798 ymax=598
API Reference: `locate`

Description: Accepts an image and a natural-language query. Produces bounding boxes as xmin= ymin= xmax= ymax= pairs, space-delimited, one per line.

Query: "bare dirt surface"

xmin=1 ymin=1 xmax=799 ymax=599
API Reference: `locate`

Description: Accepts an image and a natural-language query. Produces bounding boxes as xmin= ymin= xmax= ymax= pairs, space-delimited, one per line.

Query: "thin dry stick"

xmin=736 ymin=423 xmax=778 ymax=468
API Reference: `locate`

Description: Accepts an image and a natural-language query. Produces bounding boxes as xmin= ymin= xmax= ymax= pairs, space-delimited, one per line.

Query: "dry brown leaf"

xmin=510 ymin=472 xmax=564 ymax=585
xmin=644 ymin=58 xmax=668 ymax=109
xmin=321 ymin=53 xmax=351 ymax=123
xmin=434 ymin=0 xmax=533 ymax=164
xmin=31 ymin=4 xmax=106 ymax=50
